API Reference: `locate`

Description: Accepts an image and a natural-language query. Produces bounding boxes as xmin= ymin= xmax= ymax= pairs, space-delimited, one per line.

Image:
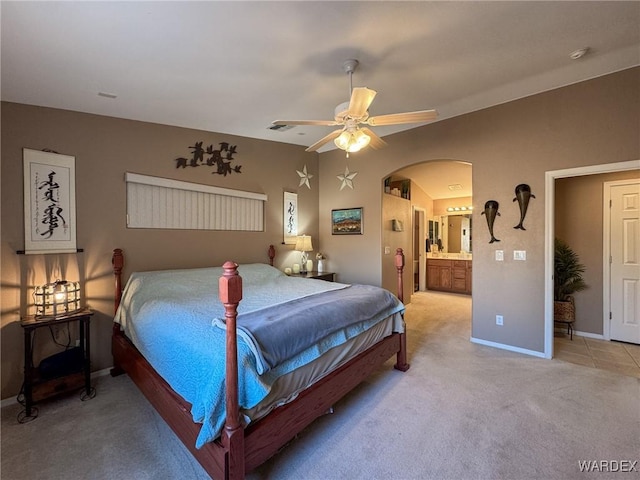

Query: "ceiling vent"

xmin=448 ymin=184 xmax=463 ymax=191
xmin=268 ymin=124 xmax=294 ymax=132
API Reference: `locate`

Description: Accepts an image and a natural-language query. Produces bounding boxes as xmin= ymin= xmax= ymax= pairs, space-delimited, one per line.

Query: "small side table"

xmin=554 ymin=319 xmax=574 ymax=340
xmin=19 ymin=308 xmax=95 ymax=422
xmin=288 ymin=271 xmax=336 ymax=282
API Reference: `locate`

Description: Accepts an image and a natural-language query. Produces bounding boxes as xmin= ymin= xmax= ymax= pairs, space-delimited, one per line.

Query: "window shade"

xmin=125 ymin=173 xmax=266 ymax=231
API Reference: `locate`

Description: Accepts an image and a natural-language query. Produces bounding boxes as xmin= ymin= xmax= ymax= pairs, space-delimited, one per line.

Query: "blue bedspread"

xmin=114 ymin=263 xmax=404 ymax=448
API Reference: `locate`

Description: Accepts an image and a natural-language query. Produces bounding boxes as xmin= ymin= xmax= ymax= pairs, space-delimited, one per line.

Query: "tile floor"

xmin=554 ymin=330 xmax=640 ymax=378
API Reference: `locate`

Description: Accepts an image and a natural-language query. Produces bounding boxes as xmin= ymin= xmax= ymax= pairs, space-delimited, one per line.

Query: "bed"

xmin=110 ymin=245 xmax=409 ymax=479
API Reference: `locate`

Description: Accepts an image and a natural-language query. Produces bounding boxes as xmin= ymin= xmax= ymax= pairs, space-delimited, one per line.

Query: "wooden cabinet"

xmin=427 ymin=259 xmax=471 ymax=295
xmin=427 ymin=259 xmax=452 ymax=290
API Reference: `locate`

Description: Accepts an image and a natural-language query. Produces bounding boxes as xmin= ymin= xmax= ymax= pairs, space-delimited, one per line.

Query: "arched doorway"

xmin=382 ymin=159 xmax=473 ymax=296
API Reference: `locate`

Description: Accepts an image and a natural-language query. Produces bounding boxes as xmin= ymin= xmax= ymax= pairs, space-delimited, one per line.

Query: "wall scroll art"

xmin=331 ymin=207 xmax=363 ymax=235
xmin=283 ymin=191 xmax=298 ymax=244
xmin=481 ymin=200 xmax=500 ymax=244
xmin=175 ymin=141 xmax=242 ymax=176
xmin=513 ymin=183 xmax=535 ymax=230
xmin=23 ymin=148 xmax=77 ymax=254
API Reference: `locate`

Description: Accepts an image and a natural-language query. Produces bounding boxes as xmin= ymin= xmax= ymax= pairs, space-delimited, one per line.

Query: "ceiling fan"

xmin=272 ymin=59 xmax=438 ymax=154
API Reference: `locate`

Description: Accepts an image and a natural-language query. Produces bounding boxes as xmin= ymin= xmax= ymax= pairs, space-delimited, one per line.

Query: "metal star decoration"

xmin=337 ymin=166 xmax=358 ymax=190
xmin=296 ymin=165 xmax=313 ymax=189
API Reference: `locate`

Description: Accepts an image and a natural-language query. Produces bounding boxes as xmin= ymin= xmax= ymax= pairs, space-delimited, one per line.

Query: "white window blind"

xmin=125 ymin=173 xmax=266 ymax=231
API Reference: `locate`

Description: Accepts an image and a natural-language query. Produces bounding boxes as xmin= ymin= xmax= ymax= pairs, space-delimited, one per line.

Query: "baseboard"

xmin=573 ymin=330 xmax=605 ymax=340
xmin=1 ymin=367 xmax=113 ymax=409
xmin=470 ymin=337 xmax=546 ymax=358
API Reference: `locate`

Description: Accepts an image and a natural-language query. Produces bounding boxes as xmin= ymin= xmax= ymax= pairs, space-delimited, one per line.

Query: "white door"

xmin=608 ymin=180 xmax=640 ymax=344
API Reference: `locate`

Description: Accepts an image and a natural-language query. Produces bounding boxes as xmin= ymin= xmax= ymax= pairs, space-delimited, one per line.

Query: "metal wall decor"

xmin=481 ymin=200 xmax=500 ymax=243
xmin=513 ymin=183 xmax=535 ymax=230
xmin=337 ymin=166 xmax=358 ymax=190
xmin=296 ymin=165 xmax=313 ymax=189
xmin=175 ymin=141 xmax=242 ymax=176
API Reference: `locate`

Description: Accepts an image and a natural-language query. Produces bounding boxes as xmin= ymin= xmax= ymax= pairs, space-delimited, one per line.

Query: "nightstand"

xmin=19 ymin=307 xmax=95 ymax=422
xmin=288 ymin=271 xmax=336 ymax=282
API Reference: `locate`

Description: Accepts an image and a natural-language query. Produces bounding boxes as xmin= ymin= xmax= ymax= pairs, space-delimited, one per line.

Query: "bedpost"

xmin=111 ymin=248 xmax=126 ymax=377
xmin=113 ymin=248 xmax=124 ymax=313
xmin=219 ymin=261 xmax=245 ymax=480
xmin=268 ymin=244 xmax=275 ymax=266
xmin=394 ymin=248 xmax=410 ymax=372
xmin=395 ymin=248 xmax=405 ymax=303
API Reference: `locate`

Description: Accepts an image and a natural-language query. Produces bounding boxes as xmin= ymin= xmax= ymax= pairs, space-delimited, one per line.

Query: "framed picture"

xmin=331 ymin=207 xmax=363 ymax=235
xmin=283 ymin=191 xmax=298 ymax=244
xmin=23 ymin=148 xmax=77 ymax=254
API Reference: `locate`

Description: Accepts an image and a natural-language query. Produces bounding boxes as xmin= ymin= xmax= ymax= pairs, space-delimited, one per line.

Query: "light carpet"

xmin=2 ymin=291 xmax=638 ymax=479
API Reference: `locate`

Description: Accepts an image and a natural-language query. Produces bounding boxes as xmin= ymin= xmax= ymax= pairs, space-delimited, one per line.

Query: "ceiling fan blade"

xmin=348 ymin=87 xmax=377 ymax=118
xmin=360 ymin=127 xmax=388 ymax=150
xmin=305 ymin=129 xmax=344 ymax=152
xmin=366 ymin=109 xmax=438 ymax=126
xmin=273 ymin=119 xmax=338 ymax=126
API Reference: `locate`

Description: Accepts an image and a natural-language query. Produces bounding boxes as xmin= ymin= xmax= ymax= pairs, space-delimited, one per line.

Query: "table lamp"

xmin=295 ymin=235 xmax=313 ymax=273
xmin=33 ymin=280 xmax=81 ymax=318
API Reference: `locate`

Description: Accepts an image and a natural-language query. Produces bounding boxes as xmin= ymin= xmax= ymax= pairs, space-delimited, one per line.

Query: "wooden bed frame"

xmin=110 ymin=245 xmax=409 ymax=479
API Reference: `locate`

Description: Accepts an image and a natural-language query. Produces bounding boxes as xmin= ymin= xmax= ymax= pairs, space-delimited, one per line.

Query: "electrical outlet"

xmin=495 ymin=250 xmax=504 ymax=261
xmin=496 ymin=315 xmax=504 ymax=326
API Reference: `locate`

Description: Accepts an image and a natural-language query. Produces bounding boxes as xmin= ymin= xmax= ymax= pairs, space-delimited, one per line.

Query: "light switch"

xmin=514 ymin=250 xmax=526 ymax=261
xmin=495 ymin=250 xmax=504 ymax=261
xmin=384 ymin=246 xmax=391 ymax=255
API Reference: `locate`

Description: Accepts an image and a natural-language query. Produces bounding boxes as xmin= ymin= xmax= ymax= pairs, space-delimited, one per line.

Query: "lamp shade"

xmin=34 ymin=280 xmax=81 ymax=318
xmin=295 ymin=235 xmax=313 ymax=252
xmin=334 ymin=128 xmax=371 ymax=153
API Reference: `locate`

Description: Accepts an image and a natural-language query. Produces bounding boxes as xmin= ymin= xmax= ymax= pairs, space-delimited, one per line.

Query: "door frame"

xmin=413 ymin=206 xmax=427 ymax=291
xmin=544 ymin=160 xmax=639 ymax=359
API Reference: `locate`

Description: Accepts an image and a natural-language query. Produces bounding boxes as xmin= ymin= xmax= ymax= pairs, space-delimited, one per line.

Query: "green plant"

xmin=554 ymin=238 xmax=587 ymax=302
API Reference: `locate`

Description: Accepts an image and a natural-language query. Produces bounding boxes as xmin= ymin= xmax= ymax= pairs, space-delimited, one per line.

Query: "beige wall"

xmin=1 ymin=103 xmax=319 ymax=398
xmin=555 ymin=170 xmax=640 ymax=335
xmin=433 ymin=196 xmax=473 ymax=217
xmin=2 ymin=67 xmax=638 ymax=399
xmin=381 ymin=193 xmax=412 ymax=301
xmin=318 ymin=67 xmax=639 ymax=354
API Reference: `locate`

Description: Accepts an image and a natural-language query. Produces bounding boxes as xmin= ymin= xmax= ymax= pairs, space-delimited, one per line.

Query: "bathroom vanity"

xmin=426 ymin=256 xmax=472 ymax=295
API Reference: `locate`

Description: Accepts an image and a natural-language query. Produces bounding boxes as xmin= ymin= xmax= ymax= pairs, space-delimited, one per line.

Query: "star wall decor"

xmin=296 ymin=165 xmax=313 ymax=189
xmin=337 ymin=166 xmax=358 ymax=190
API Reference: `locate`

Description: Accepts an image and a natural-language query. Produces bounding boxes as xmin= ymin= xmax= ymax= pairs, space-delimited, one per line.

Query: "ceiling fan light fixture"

xmin=334 ymin=128 xmax=371 ymax=153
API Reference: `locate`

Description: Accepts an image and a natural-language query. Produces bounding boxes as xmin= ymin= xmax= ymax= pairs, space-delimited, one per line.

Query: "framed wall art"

xmin=331 ymin=207 xmax=363 ymax=235
xmin=23 ymin=148 xmax=77 ymax=254
xmin=283 ymin=191 xmax=298 ymax=244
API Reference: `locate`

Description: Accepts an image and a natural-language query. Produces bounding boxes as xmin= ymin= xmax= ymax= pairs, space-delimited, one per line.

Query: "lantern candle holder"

xmin=34 ymin=280 xmax=81 ymax=318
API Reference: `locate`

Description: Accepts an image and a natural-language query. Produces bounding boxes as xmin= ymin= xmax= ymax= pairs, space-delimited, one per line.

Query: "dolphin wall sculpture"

xmin=513 ymin=183 xmax=535 ymax=230
xmin=481 ymin=200 xmax=500 ymax=243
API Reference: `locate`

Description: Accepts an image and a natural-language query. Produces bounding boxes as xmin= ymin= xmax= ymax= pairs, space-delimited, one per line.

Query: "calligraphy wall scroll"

xmin=283 ymin=191 xmax=298 ymax=245
xmin=23 ymin=148 xmax=77 ymax=254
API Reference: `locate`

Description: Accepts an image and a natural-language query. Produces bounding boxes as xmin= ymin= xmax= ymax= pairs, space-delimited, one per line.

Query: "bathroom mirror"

xmin=431 ymin=214 xmax=472 ymax=253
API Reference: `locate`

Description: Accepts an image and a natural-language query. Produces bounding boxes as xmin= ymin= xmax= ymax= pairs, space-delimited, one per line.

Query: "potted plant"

xmin=554 ymin=238 xmax=588 ymax=321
